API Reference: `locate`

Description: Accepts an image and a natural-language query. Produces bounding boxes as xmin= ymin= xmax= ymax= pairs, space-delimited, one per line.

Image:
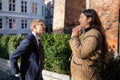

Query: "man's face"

xmin=35 ymin=22 xmax=46 ymax=35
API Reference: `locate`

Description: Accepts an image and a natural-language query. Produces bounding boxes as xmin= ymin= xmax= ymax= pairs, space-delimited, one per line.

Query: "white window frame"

xmin=21 ymin=19 xmax=27 ymax=29
xmin=50 ymin=7 xmax=53 ymax=15
xmin=32 ymin=2 xmax=37 ymax=14
xmin=42 ymin=5 xmax=45 ymax=16
xmin=45 ymin=10 xmax=48 ymax=16
xmin=0 ymin=0 xmax=2 ymax=10
xmin=0 ymin=18 xmax=2 ymax=29
xmin=9 ymin=0 xmax=16 ymax=11
xmin=21 ymin=0 xmax=27 ymax=13
xmin=50 ymin=0 xmax=53 ymax=5
xmin=8 ymin=18 xmax=16 ymax=29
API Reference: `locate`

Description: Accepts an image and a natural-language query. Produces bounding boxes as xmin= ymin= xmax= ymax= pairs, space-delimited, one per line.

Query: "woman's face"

xmin=79 ymin=13 xmax=91 ymax=28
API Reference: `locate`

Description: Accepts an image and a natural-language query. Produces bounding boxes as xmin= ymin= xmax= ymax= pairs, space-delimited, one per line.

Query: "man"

xmin=9 ymin=19 xmax=46 ymax=80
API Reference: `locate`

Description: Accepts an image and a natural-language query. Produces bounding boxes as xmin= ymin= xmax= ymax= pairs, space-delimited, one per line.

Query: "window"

xmin=21 ymin=0 xmax=27 ymax=13
xmin=32 ymin=2 xmax=37 ymax=14
xmin=45 ymin=4 xmax=47 ymax=7
xmin=50 ymin=7 xmax=53 ymax=14
xmin=49 ymin=18 xmax=51 ymax=25
xmin=51 ymin=18 xmax=53 ymax=24
xmin=42 ymin=5 xmax=44 ymax=16
xmin=8 ymin=18 xmax=16 ymax=29
xmin=0 ymin=0 xmax=2 ymax=10
xmin=50 ymin=0 xmax=53 ymax=5
xmin=9 ymin=34 xmax=16 ymax=35
xmin=21 ymin=19 xmax=27 ymax=29
xmin=45 ymin=19 xmax=48 ymax=25
xmin=0 ymin=18 xmax=2 ymax=29
xmin=9 ymin=0 xmax=15 ymax=11
xmin=45 ymin=10 xmax=48 ymax=16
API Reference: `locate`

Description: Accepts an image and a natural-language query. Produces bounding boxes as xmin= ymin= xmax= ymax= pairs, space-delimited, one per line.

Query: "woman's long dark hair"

xmin=82 ymin=9 xmax=108 ymax=59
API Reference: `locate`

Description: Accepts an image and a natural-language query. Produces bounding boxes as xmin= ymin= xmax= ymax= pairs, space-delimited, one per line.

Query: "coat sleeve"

xmin=9 ymin=38 xmax=30 ymax=75
xmin=69 ymin=35 xmax=97 ymax=59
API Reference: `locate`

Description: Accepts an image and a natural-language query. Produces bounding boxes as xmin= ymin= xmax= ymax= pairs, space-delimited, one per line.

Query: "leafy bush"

xmin=0 ymin=35 xmax=23 ymax=59
xmin=0 ymin=36 xmax=10 ymax=59
xmin=0 ymin=34 xmax=71 ymax=74
xmin=7 ymin=35 xmax=23 ymax=55
xmin=40 ymin=33 xmax=71 ymax=74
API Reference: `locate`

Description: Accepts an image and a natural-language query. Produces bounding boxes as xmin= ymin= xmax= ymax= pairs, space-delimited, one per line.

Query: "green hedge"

xmin=40 ymin=33 xmax=71 ymax=74
xmin=0 ymin=34 xmax=71 ymax=74
xmin=0 ymin=35 xmax=23 ymax=59
xmin=0 ymin=36 xmax=10 ymax=59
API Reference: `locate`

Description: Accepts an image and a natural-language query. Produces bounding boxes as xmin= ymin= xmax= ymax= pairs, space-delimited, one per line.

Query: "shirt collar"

xmin=32 ymin=32 xmax=40 ymax=41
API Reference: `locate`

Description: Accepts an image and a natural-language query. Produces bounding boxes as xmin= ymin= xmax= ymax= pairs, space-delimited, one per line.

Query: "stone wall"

xmin=88 ymin=0 xmax=119 ymax=57
xmin=53 ymin=0 xmax=86 ymax=33
xmin=53 ymin=0 xmax=66 ymax=33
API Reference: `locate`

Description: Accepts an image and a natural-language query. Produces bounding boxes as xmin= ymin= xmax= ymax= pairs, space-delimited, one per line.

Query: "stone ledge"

xmin=42 ymin=70 xmax=71 ymax=80
xmin=0 ymin=58 xmax=10 ymax=75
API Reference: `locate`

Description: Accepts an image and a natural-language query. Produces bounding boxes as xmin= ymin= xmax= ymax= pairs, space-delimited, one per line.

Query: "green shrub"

xmin=0 ymin=34 xmax=71 ymax=74
xmin=0 ymin=35 xmax=23 ymax=59
xmin=0 ymin=36 xmax=10 ymax=59
xmin=7 ymin=35 xmax=23 ymax=56
xmin=40 ymin=33 xmax=71 ymax=74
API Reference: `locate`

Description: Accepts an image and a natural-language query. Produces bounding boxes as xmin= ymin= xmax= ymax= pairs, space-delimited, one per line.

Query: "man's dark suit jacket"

xmin=9 ymin=34 xmax=44 ymax=80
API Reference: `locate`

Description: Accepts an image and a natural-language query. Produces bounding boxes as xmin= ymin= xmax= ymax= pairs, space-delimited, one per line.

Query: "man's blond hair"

xmin=30 ymin=19 xmax=44 ymax=31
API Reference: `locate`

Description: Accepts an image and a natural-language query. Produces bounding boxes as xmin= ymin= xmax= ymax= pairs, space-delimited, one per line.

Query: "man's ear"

xmin=33 ymin=25 xmax=37 ymax=29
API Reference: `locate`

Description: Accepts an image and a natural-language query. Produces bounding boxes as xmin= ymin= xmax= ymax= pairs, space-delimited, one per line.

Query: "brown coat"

xmin=69 ymin=29 xmax=102 ymax=80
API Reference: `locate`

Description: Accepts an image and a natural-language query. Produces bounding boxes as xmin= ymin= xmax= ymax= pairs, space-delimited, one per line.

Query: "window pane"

xmin=13 ymin=0 xmax=15 ymax=3
xmin=32 ymin=3 xmax=37 ymax=14
xmin=21 ymin=19 xmax=27 ymax=29
xmin=8 ymin=19 xmax=16 ymax=29
xmin=0 ymin=0 xmax=2 ymax=10
xmin=9 ymin=0 xmax=15 ymax=11
xmin=21 ymin=1 xmax=27 ymax=13
xmin=0 ymin=18 xmax=2 ymax=29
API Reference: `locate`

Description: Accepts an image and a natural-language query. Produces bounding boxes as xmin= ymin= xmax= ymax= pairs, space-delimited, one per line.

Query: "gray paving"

xmin=0 ymin=70 xmax=20 ymax=80
xmin=0 ymin=58 xmax=70 ymax=80
xmin=0 ymin=70 xmax=8 ymax=80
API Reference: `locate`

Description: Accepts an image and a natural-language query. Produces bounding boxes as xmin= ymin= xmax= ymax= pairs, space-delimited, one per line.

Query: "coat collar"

xmin=81 ymin=27 xmax=91 ymax=34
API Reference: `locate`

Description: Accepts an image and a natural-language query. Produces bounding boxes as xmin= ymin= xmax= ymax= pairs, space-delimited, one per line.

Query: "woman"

xmin=69 ymin=9 xmax=107 ymax=80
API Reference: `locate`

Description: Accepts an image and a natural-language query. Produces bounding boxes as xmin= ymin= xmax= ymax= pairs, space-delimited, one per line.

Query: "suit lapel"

xmin=31 ymin=34 xmax=39 ymax=53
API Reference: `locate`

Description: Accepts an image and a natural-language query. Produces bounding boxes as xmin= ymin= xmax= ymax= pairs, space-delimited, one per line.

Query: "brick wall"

xmin=64 ymin=0 xmax=86 ymax=33
xmin=53 ymin=0 xmax=66 ymax=33
xmin=53 ymin=0 xmax=85 ymax=33
xmin=88 ymin=0 xmax=119 ymax=57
